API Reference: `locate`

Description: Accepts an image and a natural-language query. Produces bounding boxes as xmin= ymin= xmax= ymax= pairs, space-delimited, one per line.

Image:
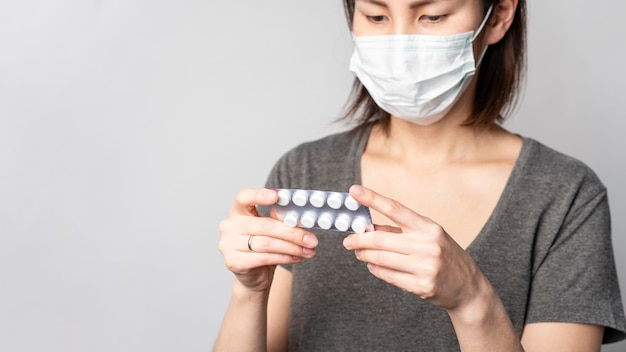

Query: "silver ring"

xmin=247 ymin=235 xmax=255 ymax=252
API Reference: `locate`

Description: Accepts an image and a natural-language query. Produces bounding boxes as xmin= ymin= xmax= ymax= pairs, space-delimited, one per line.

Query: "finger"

xmin=269 ymin=207 xmax=279 ymax=220
xmin=233 ymin=215 xmax=319 ymax=249
xmin=349 ymin=185 xmax=427 ymax=230
xmin=245 ymin=234 xmax=316 ymax=258
xmin=343 ymin=229 xmax=409 ymax=254
xmin=365 ymin=263 xmax=433 ymax=298
xmin=354 ymin=247 xmax=415 ymax=273
xmin=373 ymin=224 xmax=402 ymax=233
xmin=225 ymin=252 xmax=304 ymax=275
xmin=230 ymin=188 xmax=278 ymax=216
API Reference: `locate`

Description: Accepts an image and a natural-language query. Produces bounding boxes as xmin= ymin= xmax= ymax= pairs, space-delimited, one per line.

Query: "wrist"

xmin=446 ymin=275 xmax=522 ymax=351
xmin=447 ymin=274 xmax=497 ymax=327
xmin=231 ymin=279 xmax=271 ymax=305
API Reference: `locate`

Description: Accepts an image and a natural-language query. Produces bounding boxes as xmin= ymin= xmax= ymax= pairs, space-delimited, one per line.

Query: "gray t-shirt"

xmin=262 ymin=125 xmax=626 ymax=351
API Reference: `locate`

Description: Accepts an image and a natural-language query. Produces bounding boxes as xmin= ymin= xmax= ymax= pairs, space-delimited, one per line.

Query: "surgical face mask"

xmin=348 ymin=6 xmax=493 ymax=126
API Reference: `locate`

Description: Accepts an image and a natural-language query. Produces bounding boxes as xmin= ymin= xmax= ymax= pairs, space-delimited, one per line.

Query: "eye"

xmin=419 ymin=15 xmax=446 ymax=24
xmin=367 ymin=15 xmax=388 ymax=24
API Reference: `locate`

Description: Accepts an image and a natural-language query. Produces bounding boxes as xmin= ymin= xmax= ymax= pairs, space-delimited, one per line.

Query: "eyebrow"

xmin=359 ymin=0 xmax=447 ymax=9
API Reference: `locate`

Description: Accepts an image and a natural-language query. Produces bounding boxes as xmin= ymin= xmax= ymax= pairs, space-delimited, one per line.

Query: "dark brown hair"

xmin=339 ymin=0 xmax=527 ymax=131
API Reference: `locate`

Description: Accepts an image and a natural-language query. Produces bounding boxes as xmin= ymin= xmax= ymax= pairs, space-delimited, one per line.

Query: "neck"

xmin=372 ymin=116 xmax=505 ymax=167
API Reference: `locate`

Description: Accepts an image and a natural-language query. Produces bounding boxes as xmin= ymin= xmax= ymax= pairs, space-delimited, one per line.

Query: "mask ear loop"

xmin=471 ymin=4 xmax=494 ymax=67
xmin=472 ymin=4 xmax=494 ymax=42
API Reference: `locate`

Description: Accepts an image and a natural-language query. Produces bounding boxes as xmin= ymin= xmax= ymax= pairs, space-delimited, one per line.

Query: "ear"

xmin=484 ymin=0 xmax=518 ymax=45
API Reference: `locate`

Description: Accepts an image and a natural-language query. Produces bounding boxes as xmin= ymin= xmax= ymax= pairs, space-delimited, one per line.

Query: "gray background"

xmin=0 ymin=1 xmax=624 ymax=351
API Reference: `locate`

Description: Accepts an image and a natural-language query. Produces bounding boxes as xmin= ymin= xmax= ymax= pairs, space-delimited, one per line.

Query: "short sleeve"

xmin=526 ymin=186 xmax=626 ymax=343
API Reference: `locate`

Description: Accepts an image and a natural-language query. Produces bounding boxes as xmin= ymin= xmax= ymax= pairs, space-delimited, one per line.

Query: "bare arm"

xmin=214 ymin=267 xmax=293 ymax=352
xmin=446 ymin=272 xmax=523 ymax=351
xmin=213 ymin=280 xmax=271 ymax=352
xmin=521 ymin=323 xmax=604 ymax=352
xmin=266 ymin=267 xmax=292 ymax=352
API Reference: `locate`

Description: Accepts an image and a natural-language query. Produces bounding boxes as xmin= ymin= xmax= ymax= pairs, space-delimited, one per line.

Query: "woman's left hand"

xmin=343 ymin=184 xmax=486 ymax=311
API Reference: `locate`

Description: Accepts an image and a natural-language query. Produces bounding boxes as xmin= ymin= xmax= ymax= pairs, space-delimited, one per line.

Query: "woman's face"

xmin=352 ymin=0 xmax=486 ymax=37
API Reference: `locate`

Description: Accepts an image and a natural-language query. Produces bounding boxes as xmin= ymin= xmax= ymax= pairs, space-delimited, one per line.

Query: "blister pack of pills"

xmin=272 ymin=188 xmax=373 ymax=233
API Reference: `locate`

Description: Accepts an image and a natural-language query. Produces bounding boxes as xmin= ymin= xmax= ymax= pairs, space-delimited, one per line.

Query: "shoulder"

xmin=510 ymin=137 xmax=611 ymax=262
xmin=501 ymin=137 xmax=609 ymax=247
xmin=518 ymin=137 xmax=606 ymax=196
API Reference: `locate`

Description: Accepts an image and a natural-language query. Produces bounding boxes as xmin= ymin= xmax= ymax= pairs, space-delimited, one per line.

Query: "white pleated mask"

xmin=349 ymin=6 xmax=493 ymax=125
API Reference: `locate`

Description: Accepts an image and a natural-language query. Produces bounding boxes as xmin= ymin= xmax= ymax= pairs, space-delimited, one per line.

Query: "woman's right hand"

xmin=218 ymin=188 xmax=318 ymax=293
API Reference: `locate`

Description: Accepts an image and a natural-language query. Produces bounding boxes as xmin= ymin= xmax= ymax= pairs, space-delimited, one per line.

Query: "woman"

xmin=214 ymin=0 xmax=626 ymax=350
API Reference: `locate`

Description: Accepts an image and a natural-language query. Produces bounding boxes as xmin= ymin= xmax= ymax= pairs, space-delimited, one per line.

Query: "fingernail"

xmin=343 ymin=236 xmax=352 ymax=248
xmin=351 ymin=185 xmax=364 ymax=196
xmin=302 ymin=247 xmax=315 ymax=256
xmin=265 ymin=190 xmax=276 ymax=201
xmin=303 ymin=235 xmax=318 ymax=247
